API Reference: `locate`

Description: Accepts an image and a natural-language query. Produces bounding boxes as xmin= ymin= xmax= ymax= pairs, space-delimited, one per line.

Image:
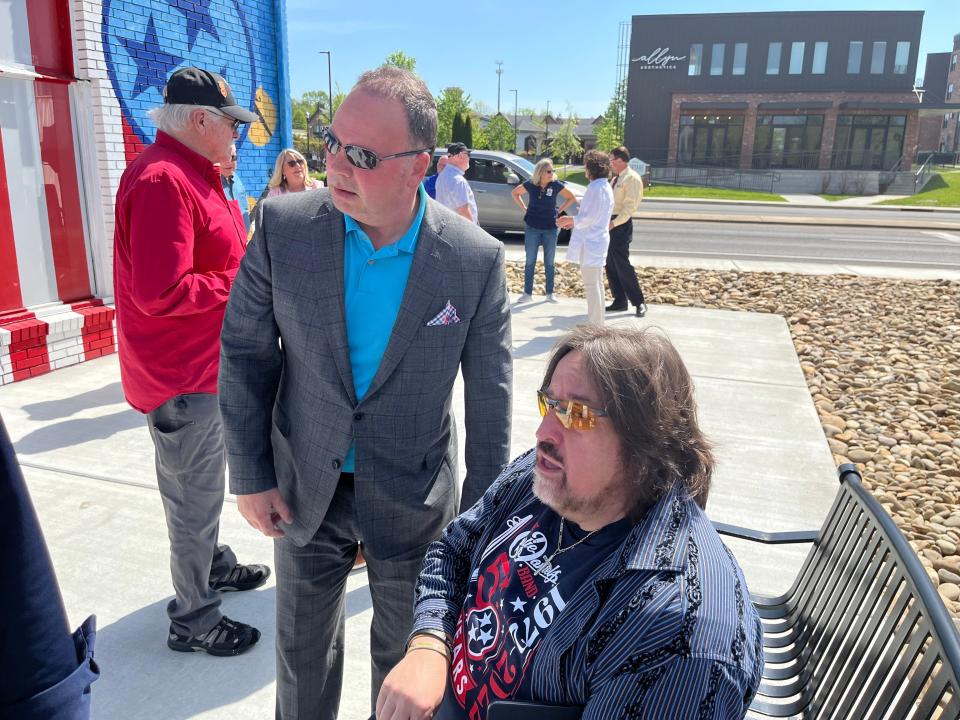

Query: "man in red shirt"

xmin=113 ymin=67 xmax=268 ymax=657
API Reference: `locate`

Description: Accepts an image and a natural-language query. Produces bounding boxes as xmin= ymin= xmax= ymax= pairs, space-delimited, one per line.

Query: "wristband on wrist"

xmin=408 ymin=629 xmax=452 ymax=651
xmin=406 ymin=642 xmax=451 ymax=662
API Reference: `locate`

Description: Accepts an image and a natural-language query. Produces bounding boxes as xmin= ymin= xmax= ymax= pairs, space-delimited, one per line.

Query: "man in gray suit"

xmin=218 ymin=66 xmax=513 ymax=720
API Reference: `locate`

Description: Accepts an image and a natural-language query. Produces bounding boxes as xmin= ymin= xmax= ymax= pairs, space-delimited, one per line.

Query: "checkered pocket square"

xmin=426 ymin=300 xmax=461 ymax=326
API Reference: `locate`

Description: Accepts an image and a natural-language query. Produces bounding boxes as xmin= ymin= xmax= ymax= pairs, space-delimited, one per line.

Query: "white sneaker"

xmin=546 ymin=294 xmax=559 ymax=303
xmin=517 ymin=293 xmax=532 ymax=303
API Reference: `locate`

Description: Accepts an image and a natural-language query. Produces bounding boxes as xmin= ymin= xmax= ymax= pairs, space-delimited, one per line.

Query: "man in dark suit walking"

xmin=218 ymin=66 xmax=513 ymax=720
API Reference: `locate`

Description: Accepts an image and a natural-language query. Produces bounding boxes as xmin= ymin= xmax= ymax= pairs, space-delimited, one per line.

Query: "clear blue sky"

xmin=285 ymin=1 xmax=957 ymax=118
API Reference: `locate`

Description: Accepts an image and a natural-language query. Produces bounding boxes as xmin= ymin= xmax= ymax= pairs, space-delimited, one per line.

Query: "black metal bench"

xmin=717 ymin=463 xmax=960 ymax=718
xmin=487 ymin=464 xmax=960 ymax=719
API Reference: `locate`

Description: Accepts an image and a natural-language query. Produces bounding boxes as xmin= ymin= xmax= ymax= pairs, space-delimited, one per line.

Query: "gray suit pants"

xmin=148 ymin=393 xmax=236 ymax=637
xmin=275 ymin=473 xmax=449 ymax=720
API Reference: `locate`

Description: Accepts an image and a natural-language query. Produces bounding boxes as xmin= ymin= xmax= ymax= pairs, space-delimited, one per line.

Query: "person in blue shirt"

xmin=423 ymin=155 xmax=448 ymax=199
xmin=220 ymin=143 xmax=250 ymax=232
xmin=511 ymin=158 xmax=577 ymax=303
xmin=377 ymin=325 xmax=764 ymax=720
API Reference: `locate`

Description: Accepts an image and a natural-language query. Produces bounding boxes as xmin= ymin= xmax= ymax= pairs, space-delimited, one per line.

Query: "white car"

xmin=429 ymin=150 xmax=585 ymax=233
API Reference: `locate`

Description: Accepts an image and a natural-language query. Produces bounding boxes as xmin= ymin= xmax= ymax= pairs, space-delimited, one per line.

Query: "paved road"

xmin=637 ymin=200 xmax=960 ymax=226
xmin=631 ymin=220 xmax=960 ymax=269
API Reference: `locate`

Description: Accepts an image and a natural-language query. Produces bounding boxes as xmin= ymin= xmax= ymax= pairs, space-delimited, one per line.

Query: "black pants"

xmin=605 ymin=218 xmax=645 ymax=307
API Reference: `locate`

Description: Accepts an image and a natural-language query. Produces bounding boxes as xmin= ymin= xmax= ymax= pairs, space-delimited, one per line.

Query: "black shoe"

xmin=635 ymin=304 xmax=648 ymax=318
xmin=167 ymin=616 xmax=261 ymax=656
xmin=210 ymin=563 xmax=270 ymax=592
xmin=605 ymin=302 xmax=628 ymax=312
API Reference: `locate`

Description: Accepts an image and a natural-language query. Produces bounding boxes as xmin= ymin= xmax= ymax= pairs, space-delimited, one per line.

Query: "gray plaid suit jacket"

xmin=218 ymin=190 xmax=513 ymax=548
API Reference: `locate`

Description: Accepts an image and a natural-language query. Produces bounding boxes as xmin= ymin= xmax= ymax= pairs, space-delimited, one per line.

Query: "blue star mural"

xmin=118 ymin=16 xmax=183 ymax=97
xmin=165 ymin=0 xmax=220 ymax=51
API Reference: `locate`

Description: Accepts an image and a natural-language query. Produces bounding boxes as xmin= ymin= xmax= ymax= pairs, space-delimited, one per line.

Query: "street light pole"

xmin=495 ymin=61 xmax=503 ymax=114
xmin=510 ymin=89 xmax=518 ymax=153
xmin=318 ymin=50 xmax=334 ymax=166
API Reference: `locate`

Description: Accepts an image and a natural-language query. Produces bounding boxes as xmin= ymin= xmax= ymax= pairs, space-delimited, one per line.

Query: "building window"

xmin=732 ymin=43 xmax=747 ymax=75
xmin=871 ymin=41 xmax=886 ymax=74
xmin=946 ymin=114 xmax=952 ymax=129
xmin=767 ymin=42 xmax=781 ymax=75
xmin=754 ymin=115 xmax=824 ymax=169
xmin=789 ymin=42 xmax=805 ymax=74
xmin=711 ymin=43 xmax=725 ymax=75
xmin=689 ymin=44 xmax=703 ymax=76
xmin=833 ymin=115 xmax=906 ymax=170
xmin=949 ymin=83 xmax=955 ymax=100
xmin=952 ymin=53 xmax=957 ymax=70
xmin=847 ymin=41 xmax=863 ymax=74
xmin=812 ymin=42 xmax=828 ymax=74
xmin=894 ymin=41 xmax=910 ymax=74
xmin=677 ymin=115 xmax=744 ymax=167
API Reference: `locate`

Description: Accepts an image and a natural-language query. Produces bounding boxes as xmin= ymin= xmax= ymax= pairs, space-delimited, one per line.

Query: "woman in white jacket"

xmin=558 ymin=150 xmax=615 ymax=326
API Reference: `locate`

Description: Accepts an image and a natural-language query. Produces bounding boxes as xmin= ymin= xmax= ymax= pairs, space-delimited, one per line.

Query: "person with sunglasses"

xmin=376 ymin=325 xmax=763 ymax=720
xmin=511 ymin=158 xmax=578 ymax=304
xmin=112 ymin=67 xmax=269 ymax=660
xmin=219 ymin=66 xmax=512 ymax=720
xmin=266 ymin=148 xmax=324 ymax=197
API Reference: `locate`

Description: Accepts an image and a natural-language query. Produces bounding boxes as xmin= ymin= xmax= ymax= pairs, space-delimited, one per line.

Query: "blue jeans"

xmin=523 ymin=225 xmax=558 ymax=295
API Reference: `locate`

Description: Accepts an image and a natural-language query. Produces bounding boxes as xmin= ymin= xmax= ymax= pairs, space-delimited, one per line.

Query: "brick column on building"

xmin=739 ymin=102 xmax=758 ymax=169
xmin=903 ymin=110 xmax=920 ymax=168
xmin=819 ymin=105 xmax=839 ymax=169
xmin=73 ymin=2 xmax=126 ymax=302
xmin=667 ymin=96 xmax=681 ymax=164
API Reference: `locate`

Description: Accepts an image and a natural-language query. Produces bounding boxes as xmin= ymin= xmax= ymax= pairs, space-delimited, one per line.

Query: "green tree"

xmin=292 ymin=105 xmax=307 ymax=130
xmin=451 ymin=112 xmax=464 ymax=144
xmin=462 ymin=114 xmax=474 ymax=148
xmin=436 ymin=87 xmax=471 ymax=145
xmin=384 ymin=50 xmax=416 ymax=71
xmin=549 ymin=117 xmax=583 ymax=170
xmin=596 ymin=80 xmax=627 ymax=151
xmin=484 ymin=114 xmax=515 ymax=152
xmin=472 ymin=125 xmax=489 ymax=150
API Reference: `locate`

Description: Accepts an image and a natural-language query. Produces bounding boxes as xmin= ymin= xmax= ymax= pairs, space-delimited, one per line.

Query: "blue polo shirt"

xmin=342 ymin=185 xmax=426 ymax=472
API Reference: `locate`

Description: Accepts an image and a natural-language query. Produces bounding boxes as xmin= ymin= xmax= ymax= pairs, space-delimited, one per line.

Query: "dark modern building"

xmin=624 ymin=11 xmax=927 ymax=173
xmin=917 ymin=34 xmax=960 ymax=154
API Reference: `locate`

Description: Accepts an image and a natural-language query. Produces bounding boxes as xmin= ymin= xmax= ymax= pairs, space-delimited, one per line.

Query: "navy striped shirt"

xmin=413 ymin=449 xmax=764 ymax=719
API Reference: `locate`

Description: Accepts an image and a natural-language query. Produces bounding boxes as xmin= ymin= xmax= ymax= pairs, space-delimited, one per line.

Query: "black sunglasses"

xmin=207 ymin=108 xmax=241 ymax=131
xmin=322 ymin=126 xmax=432 ymax=170
xmin=286 ymin=157 xmax=305 ymax=167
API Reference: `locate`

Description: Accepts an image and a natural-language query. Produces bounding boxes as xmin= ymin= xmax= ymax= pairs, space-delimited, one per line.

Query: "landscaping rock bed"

xmin=508 ymin=261 xmax=960 ymax=615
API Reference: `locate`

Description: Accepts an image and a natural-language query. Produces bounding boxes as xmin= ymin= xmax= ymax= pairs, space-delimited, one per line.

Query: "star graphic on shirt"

xmin=164 ymin=0 xmax=220 ymax=50
xmin=119 ymin=16 xmax=183 ymax=97
xmin=510 ymin=597 xmax=527 ymax=613
xmin=468 ymin=625 xmax=480 ymax=642
xmin=478 ymin=629 xmax=494 ymax=644
xmin=478 ymin=614 xmax=492 ymax=629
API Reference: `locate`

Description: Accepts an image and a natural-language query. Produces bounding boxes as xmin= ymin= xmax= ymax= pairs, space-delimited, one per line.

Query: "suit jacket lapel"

xmin=363 ymin=204 xmax=449 ymax=402
xmin=310 ymin=201 xmax=357 ymax=406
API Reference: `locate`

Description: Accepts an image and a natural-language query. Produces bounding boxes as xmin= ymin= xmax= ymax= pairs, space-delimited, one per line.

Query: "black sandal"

xmin=209 ymin=563 xmax=270 ymax=592
xmin=167 ymin=616 xmax=260 ymax=656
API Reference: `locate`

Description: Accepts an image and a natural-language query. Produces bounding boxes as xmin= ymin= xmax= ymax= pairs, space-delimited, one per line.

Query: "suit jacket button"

xmin=353 ymin=412 xmax=363 ymax=422
xmin=332 ymin=459 xmax=341 ymax=470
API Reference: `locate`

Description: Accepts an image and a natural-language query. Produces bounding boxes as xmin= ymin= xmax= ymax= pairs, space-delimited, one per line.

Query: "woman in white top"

xmin=558 ymin=150 xmax=615 ymax=326
xmin=265 ymin=148 xmax=323 ymax=197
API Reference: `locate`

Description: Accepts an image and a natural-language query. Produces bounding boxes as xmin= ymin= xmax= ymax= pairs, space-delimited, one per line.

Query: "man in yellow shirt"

xmin=605 ymin=146 xmax=647 ymax=317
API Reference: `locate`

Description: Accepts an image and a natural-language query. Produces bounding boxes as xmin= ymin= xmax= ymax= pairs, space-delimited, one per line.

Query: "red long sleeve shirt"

xmin=113 ymin=132 xmax=247 ymax=413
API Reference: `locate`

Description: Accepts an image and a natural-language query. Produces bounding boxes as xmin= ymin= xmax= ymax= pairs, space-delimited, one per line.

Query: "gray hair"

xmin=148 ymin=104 xmax=222 ymax=134
xmin=352 ymin=66 xmax=437 ymax=150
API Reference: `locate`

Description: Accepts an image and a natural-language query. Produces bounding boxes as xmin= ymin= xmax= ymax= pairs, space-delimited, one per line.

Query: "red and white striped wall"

xmin=0 ymin=0 xmax=113 ymax=386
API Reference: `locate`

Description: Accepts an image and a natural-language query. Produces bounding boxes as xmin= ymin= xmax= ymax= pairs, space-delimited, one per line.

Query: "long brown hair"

xmin=541 ymin=325 xmax=714 ymax=508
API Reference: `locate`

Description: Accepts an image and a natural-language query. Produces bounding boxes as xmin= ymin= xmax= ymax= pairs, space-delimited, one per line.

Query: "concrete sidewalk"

xmin=0 ymin=294 xmax=837 ymax=719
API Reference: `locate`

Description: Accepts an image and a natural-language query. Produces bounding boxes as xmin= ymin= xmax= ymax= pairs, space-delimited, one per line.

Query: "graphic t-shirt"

xmin=523 ymin=180 xmax=567 ymax=230
xmin=437 ymin=499 xmax=631 ymax=720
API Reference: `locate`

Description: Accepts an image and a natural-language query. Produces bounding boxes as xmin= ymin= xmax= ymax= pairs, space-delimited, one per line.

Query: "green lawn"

xmin=559 ymin=170 xmax=785 ymax=201
xmin=878 ymin=171 xmax=960 ymax=207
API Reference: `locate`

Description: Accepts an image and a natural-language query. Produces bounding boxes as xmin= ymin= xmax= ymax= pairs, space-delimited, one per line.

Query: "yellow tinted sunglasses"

xmin=537 ymin=390 xmax=608 ymax=430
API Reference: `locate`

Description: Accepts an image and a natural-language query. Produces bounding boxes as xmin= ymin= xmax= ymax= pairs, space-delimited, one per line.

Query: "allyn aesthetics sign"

xmin=632 ymin=47 xmax=687 ymax=70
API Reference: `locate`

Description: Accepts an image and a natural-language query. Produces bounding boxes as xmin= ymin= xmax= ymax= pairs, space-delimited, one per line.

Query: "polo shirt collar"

xmin=621 ymin=479 xmax=693 ymax=573
xmin=444 ymin=164 xmax=465 ymax=177
xmin=155 ymin=131 xmax=219 ymax=179
xmin=344 ymin=184 xmax=426 ymax=256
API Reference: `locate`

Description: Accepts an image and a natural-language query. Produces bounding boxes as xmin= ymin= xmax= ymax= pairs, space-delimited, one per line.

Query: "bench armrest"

xmin=713 ymin=521 xmax=819 ymax=545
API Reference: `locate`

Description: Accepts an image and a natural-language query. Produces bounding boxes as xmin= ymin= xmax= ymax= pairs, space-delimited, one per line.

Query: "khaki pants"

xmin=581 ymin=265 xmax=605 ymax=326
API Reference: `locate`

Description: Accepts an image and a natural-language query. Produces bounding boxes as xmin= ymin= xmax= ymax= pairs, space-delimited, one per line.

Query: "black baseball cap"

xmin=447 ymin=142 xmax=471 ymax=156
xmin=163 ymin=67 xmax=259 ymax=123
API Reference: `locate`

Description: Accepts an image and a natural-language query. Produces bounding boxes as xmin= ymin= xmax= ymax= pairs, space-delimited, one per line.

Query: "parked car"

xmin=428 ymin=150 xmax=586 ymax=233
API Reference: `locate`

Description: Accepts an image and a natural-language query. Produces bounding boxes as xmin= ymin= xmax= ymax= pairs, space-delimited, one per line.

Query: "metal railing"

xmin=914 ymin=154 xmax=935 ymax=193
xmin=650 ymin=162 xmax=781 ymax=193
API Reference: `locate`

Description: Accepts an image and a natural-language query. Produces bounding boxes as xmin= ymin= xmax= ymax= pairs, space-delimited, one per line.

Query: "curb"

xmin=633 ymin=210 xmax=960 ymax=231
